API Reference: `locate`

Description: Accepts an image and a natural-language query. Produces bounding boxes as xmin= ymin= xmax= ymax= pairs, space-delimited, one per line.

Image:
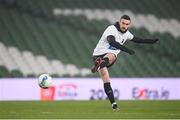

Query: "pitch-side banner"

xmin=0 ymin=78 xmax=180 ymax=101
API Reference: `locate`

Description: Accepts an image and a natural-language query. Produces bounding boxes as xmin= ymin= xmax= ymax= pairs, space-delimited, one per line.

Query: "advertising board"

xmin=0 ymin=78 xmax=179 ymax=101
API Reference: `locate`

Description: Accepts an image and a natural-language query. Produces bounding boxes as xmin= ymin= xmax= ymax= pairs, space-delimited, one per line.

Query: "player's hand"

xmin=129 ymin=50 xmax=135 ymax=55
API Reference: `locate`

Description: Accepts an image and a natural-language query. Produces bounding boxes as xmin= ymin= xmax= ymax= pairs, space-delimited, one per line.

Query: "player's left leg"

xmin=99 ymin=66 xmax=119 ymax=111
xmin=98 ymin=53 xmax=119 ymax=111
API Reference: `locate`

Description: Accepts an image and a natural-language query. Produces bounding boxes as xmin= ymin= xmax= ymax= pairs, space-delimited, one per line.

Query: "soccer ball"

xmin=38 ymin=74 xmax=52 ymax=89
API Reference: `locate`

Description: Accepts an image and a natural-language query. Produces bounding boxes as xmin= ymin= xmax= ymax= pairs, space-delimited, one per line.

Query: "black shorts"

xmin=92 ymin=53 xmax=117 ymax=68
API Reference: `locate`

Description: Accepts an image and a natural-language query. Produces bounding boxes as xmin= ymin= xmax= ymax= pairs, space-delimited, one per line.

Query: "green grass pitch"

xmin=0 ymin=100 xmax=180 ymax=119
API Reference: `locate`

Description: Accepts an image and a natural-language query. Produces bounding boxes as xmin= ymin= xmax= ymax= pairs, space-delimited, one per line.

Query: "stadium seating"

xmin=0 ymin=0 xmax=179 ymax=77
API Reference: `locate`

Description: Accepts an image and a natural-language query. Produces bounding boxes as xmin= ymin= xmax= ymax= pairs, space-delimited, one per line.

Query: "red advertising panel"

xmin=40 ymin=86 xmax=55 ymax=101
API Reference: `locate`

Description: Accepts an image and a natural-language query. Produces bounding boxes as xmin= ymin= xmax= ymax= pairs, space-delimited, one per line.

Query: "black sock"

xmin=100 ymin=57 xmax=109 ymax=69
xmin=104 ymin=82 xmax=115 ymax=104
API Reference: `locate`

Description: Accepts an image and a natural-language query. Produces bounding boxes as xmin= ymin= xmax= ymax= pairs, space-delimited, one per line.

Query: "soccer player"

xmin=91 ymin=15 xmax=158 ymax=111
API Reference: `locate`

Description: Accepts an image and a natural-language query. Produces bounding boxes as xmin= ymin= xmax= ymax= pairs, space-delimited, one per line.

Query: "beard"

xmin=120 ymin=27 xmax=128 ymax=33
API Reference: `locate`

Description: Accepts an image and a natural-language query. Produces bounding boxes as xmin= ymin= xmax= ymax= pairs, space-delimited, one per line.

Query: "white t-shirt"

xmin=93 ymin=25 xmax=134 ymax=56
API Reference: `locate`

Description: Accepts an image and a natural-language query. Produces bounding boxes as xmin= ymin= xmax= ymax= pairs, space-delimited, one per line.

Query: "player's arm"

xmin=131 ymin=36 xmax=158 ymax=44
xmin=107 ymin=35 xmax=135 ymax=55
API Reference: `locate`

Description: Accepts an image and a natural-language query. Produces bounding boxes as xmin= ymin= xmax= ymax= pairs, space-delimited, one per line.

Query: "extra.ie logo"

xmin=132 ymin=87 xmax=170 ymax=100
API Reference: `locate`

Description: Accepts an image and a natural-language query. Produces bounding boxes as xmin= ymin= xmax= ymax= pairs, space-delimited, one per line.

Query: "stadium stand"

xmin=0 ymin=0 xmax=179 ymax=77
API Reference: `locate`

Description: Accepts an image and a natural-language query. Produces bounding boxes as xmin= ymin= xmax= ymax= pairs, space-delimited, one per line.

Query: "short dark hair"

xmin=120 ymin=14 xmax=131 ymax=21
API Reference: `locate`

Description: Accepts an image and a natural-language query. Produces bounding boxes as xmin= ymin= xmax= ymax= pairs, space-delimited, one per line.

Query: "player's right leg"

xmin=91 ymin=57 xmax=103 ymax=73
xmin=91 ymin=53 xmax=116 ymax=73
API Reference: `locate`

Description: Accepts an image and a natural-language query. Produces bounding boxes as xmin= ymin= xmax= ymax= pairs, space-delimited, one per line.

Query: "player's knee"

xmin=100 ymin=57 xmax=109 ymax=69
xmin=105 ymin=53 xmax=116 ymax=64
xmin=100 ymin=69 xmax=109 ymax=78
